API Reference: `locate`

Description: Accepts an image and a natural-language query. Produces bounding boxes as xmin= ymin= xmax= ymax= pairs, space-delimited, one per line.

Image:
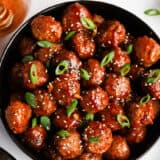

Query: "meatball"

xmin=97 ymin=20 xmax=126 ymax=47
xmin=126 ymin=125 xmax=146 ymax=144
xmin=83 ymin=122 xmax=112 ymax=154
xmin=33 ymin=89 xmax=56 ymax=116
xmin=80 ymin=152 xmax=102 ymax=160
xmin=22 ymin=60 xmax=48 ymax=90
xmin=55 ymin=130 xmax=83 ymax=159
xmin=24 ymin=125 xmax=47 ymax=150
xmin=100 ymin=102 xmax=125 ymax=131
xmin=105 ymin=136 xmax=130 ymax=160
xmin=82 ymin=59 xmax=105 ymax=87
xmin=128 ymin=100 xmax=159 ymax=126
xmin=104 ymin=74 xmax=131 ymax=101
xmin=52 ymin=49 xmax=82 ymax=80
xmin=19 ymin=37 xmax=36 ymax=56
xmin=53 ymin=107 xmax=82 ymax=129
xmin=144 ymin=69 xmax=160 ymax=99
xmin=134 ymin=36 xmax=160 ymax=67
xmin=31 ymin=15 xmax=62 ymax=43
xmin=5 ymin=101 xmax=31 ymax=134
xmin=80 ymin=87 xmax=109 ymax=113
xmin=72 ymin=31 xmax=95 ymax=59
xmin=111 ymin=47 xmax=131 ymax=73
xmin=62 ymin=2 xmax=92 ymax=33
xmin=52 ymin=74 xmax=80 ymax=106
xmin=10 ymin=63 xmax=24 ymax=89
xmin=34 ymin=43 xmax=62 ymax=65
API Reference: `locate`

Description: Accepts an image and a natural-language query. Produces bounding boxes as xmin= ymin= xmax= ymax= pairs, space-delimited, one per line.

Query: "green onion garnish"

xmin=22 ymin=55 xmax=34 ymax=63
xmin=80 ymin=17 xmax=96 ymax=30
xmin=126 ymin=44 xmax=133 ymax=54
xmin=25 ymin=92 xmax=37 ymax=108
xmin=57 ymin=130 xmax=70 ymax=138
xmin=65 ymin=31 xmax=76 ymax=40
xmin=116 ymin=114 xmax=130 ymax=128
xmin=30 ymin=64 xmax=38 ymax=84
xmin=146 ymin=69 xmax=160 ymax=83
xmin=36 ymin=40 xmax=53 ymax=48
xmin=66 ymin=99 xmax=78 ymax=117
xmin=100 ymin=51 xmax=115 ymax=67
xmin=80 ymin=68 xmax=90 ymax=80
xmin=55 ymin=60 xmax=69 ymax=75
xmin=120 ymin=63 xmax=131 ymax=76
xmin=31 ymin=117 xmax=37 ymax=128
xmin=88 ymin=137 xmax=99 ymax=143
xmin=85 ymin=113 xmax=94 ymax=121
xmin=40 ymin=116 xmax=51 ymax=131
xmin=144 ymin=9 xmax=160 ymax=16
xmin=140 ymin=94 xmax=151 ymax=105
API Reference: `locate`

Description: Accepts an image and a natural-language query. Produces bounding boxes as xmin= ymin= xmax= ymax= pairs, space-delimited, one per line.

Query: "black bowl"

xmin=0 ymin=1 xmax=160 ymax=160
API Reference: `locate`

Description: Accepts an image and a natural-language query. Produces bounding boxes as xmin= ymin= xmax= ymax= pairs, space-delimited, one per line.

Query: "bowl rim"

xmin=0 ymin=1 xmax=160 ymax=160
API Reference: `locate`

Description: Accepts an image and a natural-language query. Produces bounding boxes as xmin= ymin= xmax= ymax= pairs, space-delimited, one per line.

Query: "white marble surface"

xmin=0 ymin=0 xmax=160 ymax=159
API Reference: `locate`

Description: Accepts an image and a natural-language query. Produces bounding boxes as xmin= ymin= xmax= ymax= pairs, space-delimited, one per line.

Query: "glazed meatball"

xmin=100 ymin=102 xmax=125 ymax=131
xmin=19 ymin=37 xmax=36 ymax=56
xmin=52 ymin=74 xmax=80 ymax=106
xmin=10 ymin=63 xmax=24 ymax=89
xmin=55 ymin=130 xmax=83 ymax=159
xmin=33 ymin=89 xmax=56 ymax=116
xmin=82 ymin=59 xmax=105 ymax=87
xmin=105 ymin=136 xmax=130 ymax=160
xmin=80 ymin=152 xmax=102 ymax=160
xmin=24 ymin=125 xmax=47 ymax=150
xmin=97 ymin=20 xmax=126 ymax=47
xmin=53 ymin=107 xmax=82 ymax=129
xmin=83 ymin=122 xmax=112 ymax=154
xmin=126 ymin=125 xmax=146 ymax=144
xmin=34 ymin=43 xmax=62 ymax=65
xmin=111 ymin=47 xmax=131 ymax=73
xmin=143 ymin=69 xmax=160 ymax=99
xmin=52 ymin=49 xmax=82 ymax=80
xmin=5 ymin=101 xmax=31 ymax=134
xmin=80 ymin=87 xmax=109 ymax=113
xmin=104 ymin=74 xmax=131 ymax=101
xmin=31 ymin=15 xmax=62 ymax=43
xmin=72 ymin=31 xmax=95 ymax=59
xmin=62 ymin=2 xmax=92 ymax=33
xmin=128 ymin=100 xmax=159 ymax=126
xmin=134 ymin=36 xmax=160 ymax=67
xmin=22 ymin=60 xmax=48 ymax=90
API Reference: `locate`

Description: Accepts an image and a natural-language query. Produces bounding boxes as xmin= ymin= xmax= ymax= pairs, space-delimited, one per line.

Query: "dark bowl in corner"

xmin=0 ymin=1 xmax=160 ymax=160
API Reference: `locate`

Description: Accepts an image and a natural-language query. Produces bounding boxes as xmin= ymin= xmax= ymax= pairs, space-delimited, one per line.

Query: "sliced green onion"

xmin=126 ymin=44 xmax=133 ymax=54
xmin=146 ymin=69 xmax=160 ymax=83
xmin=80 ymin=68 xmax=90 ymax=80
xmin=65 ymin=31 xmax=76 ymax=40
xmin=30 ymin=64 xmax=38 ymax=84
xmin=25 ymin=92 xmax=37 ymax=108
xmin=144 ymin=9 xmax=160 ymax=16
xmin=120 ymin=63 xmax=131 ymax=76
xmin=85 ymin=113 xmax=94 ymax=121
xmin=100 ymin=51 xmax=115 ymax=67
xmin=67 ymin=99 xmax=78 ymax=117
xmin=46 ymin=60 xmax=50 ymax=69
xmin=140 ymin=94 xmax=151 ymax=105
xmin=36 ymin=40 xmax=53 ymax=48
xmin=55 ymin=60 xmax=69 ymax=75
xmin=80 ymin=17 xmax=96 ymax=30
xmin=32 ymin=117 xmax=37 ymax=128
xmin=40 ymin=116 xmax=51 ymax=131
xmin=57 ymin=130 xmax=70 ymax=138
xmin=116 ymin=114 xmax=130 ymax=128
xmin=88 ymin=137 xmax=99 ymax=143
xmin=22 ymin=55 xmax=34 ymax=63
